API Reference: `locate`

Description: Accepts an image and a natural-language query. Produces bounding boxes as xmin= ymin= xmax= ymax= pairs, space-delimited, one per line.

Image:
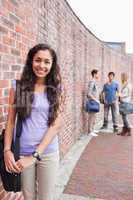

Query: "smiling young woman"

xmin=4 ymin=43 xmax=63 ymax=200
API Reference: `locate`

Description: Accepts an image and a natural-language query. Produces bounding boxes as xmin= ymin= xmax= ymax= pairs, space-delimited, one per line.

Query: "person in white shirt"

xmin=87 ymin=69 xmax=100 ymax=137
xmin=118 ymin=73 xmax=131 ymax=136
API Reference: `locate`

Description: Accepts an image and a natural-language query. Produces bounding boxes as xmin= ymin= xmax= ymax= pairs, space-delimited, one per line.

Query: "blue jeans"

xmin=121 ymin=114 xmax=130 ymax=128
xmin=103 ymin=102 xmax=118 ymax=128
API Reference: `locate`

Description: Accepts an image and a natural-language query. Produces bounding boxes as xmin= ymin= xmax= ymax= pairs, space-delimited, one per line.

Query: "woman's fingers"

xmin=4 ymin=151 xmax=22 ymax=173
xmin=16 ymin=161 xmax=23 ymax=171
xmin=12 ymin=162 xmax=21 ymax=173
xmin=6 ymin=160 xmax=21 ymax=173
xmin=6 ymin=166 xmax=12 ymax=173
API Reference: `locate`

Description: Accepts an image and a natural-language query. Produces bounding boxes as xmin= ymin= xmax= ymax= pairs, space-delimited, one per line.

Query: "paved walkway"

xmin=56 ymin=116 xmax=133 ymax=200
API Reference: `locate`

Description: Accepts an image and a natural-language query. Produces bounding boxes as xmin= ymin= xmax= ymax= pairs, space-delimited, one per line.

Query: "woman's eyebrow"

xmin=34 ymin=57 xmax=41 ymax=60
xmin=35 ymin=57 xmax=51 ymax=61
xmin=44 ymin=58 xmax=51 ymax=61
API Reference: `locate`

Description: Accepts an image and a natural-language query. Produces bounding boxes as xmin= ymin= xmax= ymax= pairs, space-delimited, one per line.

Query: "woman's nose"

xmin=39 ymin=62 xmax=45 ymax=69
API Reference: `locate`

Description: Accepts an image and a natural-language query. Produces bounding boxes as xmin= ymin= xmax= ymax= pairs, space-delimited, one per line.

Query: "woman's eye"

xmin=45 ymin=61 xmax=50 ymax=64
xmin=34 ymin=59 xmax=50 ymax=64
xmin=35 ymin=59 xmax=41 ymax=62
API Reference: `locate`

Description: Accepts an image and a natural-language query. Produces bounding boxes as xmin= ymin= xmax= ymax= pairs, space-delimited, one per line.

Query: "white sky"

xmin=67 ymin=0 xmax=133 ymax=53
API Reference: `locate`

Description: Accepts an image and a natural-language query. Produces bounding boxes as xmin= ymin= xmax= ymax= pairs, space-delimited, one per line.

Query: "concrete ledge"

xmin=55 ymin=134 xmax=93 ymax=200
xmin=58 ymin=194 xmax=104 ymax=200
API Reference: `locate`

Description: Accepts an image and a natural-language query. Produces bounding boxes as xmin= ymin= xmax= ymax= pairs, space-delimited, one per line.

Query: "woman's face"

xmin=32 ymin=50 xmax=53 ymax=79
xmin=95 ymin=72 xmax=99 ymax=80
xmin=121 ymin=74 xmax=128 ymax=84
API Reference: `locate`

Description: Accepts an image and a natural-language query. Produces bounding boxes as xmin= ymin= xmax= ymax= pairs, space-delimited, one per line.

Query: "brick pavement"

xmin=64 ymin=116 xmax=133 ymax=200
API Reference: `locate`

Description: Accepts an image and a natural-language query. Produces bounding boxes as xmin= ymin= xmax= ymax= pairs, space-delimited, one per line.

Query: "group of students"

xmin=87 ymin=69 xmax=132 ymax=137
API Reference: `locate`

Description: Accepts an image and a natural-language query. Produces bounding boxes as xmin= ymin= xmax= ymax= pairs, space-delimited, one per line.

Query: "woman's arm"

xmin=120 ymin=85 xmax=130 ymax=99
xmin=16 ymin=92 xmax=65 ymax=171
xmin=36 ymin=112 xmax=61 ymax=154
xmin=35 ymin=85 xmax=65 ymax=154
xmin=4 ymin=87 xmax=20 ymax=173
xmin=15 ymin=114 xmax=62 ymax=171
xmin=4 ymin=88 xmax=16 ymax=151
xmin=87 ymin=81 xmax=99 ymax=102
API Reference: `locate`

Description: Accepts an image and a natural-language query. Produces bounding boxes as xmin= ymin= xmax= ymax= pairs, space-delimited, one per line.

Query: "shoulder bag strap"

xmin=13 ymin=80 xmax=23 ymax=160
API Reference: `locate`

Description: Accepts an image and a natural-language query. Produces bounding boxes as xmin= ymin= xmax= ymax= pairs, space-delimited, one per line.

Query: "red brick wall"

xmin=0 ymin=0 xmax=133 ymax=199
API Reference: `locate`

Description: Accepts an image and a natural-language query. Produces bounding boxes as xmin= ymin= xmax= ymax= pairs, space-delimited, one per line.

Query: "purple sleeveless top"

xmin=12 ymin=80 xmax=59 ymax=155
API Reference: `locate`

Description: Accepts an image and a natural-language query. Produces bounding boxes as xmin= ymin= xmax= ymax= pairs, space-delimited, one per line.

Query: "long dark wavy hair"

xmin=15 ymin=43 xmax=62 ymax=126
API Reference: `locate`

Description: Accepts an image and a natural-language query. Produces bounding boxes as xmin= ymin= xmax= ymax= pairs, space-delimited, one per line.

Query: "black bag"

xmin=99 ymin=92 xmax=104 ymax=104
xmin=0 ymin=116 xmax=22 ymax=192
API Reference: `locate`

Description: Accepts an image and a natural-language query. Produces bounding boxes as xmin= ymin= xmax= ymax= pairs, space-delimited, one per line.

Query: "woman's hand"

xmin=96 ymin=99 xmax=100 ymax=104
xmin=16 ymin=156 xmax=36 ymax=172
xmin=93 ymin=98 xmax=100 ymax=104
xmin=118 ymin=95 xmax=122 ymax=103
xmin=4 ymin=150 xmax=20 ymax=173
